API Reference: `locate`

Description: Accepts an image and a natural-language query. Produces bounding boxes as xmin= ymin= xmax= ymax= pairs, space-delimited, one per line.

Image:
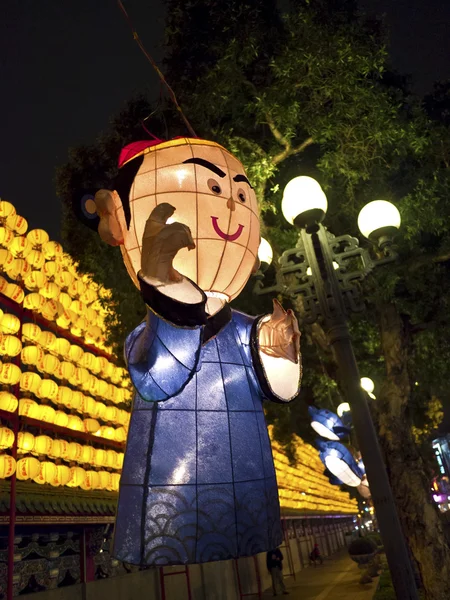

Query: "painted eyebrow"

xmin=233 ymin=174 xmax=254 ymax=189
xmin=182 ymin=158 xmax=226 ymax=178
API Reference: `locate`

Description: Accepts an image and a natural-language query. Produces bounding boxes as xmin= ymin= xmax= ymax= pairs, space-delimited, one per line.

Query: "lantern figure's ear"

xmin=72 ymin=189 xmax=101 ymax=231
xmin=94 ymin=189 xmax=124 ymax=247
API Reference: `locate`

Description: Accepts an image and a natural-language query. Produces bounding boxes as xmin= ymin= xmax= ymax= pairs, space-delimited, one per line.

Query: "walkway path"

xmin=262 ymin=549 xmax=379 ymax=600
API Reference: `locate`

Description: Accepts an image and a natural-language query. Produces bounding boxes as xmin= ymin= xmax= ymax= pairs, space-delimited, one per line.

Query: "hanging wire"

xmin=117 ymin=0 xmax=198 ymax=138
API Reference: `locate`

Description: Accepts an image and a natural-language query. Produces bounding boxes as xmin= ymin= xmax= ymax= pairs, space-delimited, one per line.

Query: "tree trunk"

xmin=378 ymin=302 xmax=450 ymax=600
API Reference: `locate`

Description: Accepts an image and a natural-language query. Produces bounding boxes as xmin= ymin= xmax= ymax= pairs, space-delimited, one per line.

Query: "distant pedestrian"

xmin=266 ymin=548 xmax=289 ymax=596
xmin=309 ymin=543 xmax=323 ymax=566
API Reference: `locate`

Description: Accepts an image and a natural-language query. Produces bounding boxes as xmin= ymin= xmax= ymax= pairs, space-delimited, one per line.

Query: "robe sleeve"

xmin=250 ymin=315 xmax=302 ymax=404
xmin=125 ymin=275 xmax=208 ymax=402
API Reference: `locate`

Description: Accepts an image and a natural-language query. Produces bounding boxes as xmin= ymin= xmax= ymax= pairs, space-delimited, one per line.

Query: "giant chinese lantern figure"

xmin=79 ymin=137 xmax=302 ymax=565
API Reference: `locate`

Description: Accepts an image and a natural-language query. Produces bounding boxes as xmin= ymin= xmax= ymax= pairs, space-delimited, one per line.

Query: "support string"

xmin=117 ymin=0 xmax=198 ymax=138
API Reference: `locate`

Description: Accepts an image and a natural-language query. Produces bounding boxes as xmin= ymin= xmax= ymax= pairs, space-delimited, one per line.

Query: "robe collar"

xmin=203 ymin=302 xmax=232 ymax=344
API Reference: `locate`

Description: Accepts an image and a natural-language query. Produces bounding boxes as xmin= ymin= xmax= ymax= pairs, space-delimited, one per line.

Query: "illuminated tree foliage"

xmin=57 ymin=1 xmax=450 ymax=596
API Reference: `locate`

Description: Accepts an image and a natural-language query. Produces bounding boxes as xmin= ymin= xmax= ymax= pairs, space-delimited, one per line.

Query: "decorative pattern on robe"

xmin=113 ymin=285 xmax=297 ymax=566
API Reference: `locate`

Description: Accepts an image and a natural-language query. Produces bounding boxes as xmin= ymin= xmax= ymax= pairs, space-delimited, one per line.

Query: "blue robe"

xmin=113 ymin=284 xmax=297 ymax=566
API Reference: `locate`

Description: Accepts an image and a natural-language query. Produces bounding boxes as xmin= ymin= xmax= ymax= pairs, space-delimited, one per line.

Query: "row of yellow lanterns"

xmin=0 ymin=453 xmax=120 ymax=491
xmin=0 ymin=427 xmax=124 ymax=469
xmin=18 ymin=398 xmax=128 ymax=441
xmin=0 ymin=314 xmax=130 ymax=394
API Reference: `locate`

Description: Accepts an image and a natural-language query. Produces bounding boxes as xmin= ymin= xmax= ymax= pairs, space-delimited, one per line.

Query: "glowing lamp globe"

xmin=54 ymin=411 xmax=69 ymax=428
xmin=83 ymin=418 xmax=100 ymax=434
xmin=106 ymin=450 xmax=117 ymax=468
xmin=0 ymin=228 xmax=14 ymax=248
xmin=43 ymin=241 xmax=63 ymax=261
xmin=0 ymin=335 xmax=22 ymax=357
xmin=360 ymin=377 xmax=376 ymax=399
xmin=17 ymin=456 xmax=41 ymax=480
xmin=27 ymin=229 xmax=49 ymax=249
xmin=10 ymin=236 xmax=32 ymax=259
xmin=34 ymin=461 xmax=57 ymax=485
xmin=0 ymin=200 xmax=16 ymax=220
xmin=258 ymin=238 xmax=273 ymax=268
xmin=111 ymin=473 xmax=120 ymax=491
xmin=337 ymin=402 xmax=351 ymax=417
xmin=113 ymin=427 xmax=127 ymax=443
xmin=81 ymin=470 xmax=100 ymax=491
xmin=69 ymin=345 xmax=84 ymax=363
xmin=99 ymin=138 xmax=260 ymax=302
xmin=34 ymin=435 xmax=53 ymax=456
xmin=67 ymin=442 xmax=83 ymax=462
xmin=39 ymin=405 xmax=56 ymax=424
xmin=0 ymin=363 xmax=21 ymax=385
xmin=57 ymin=464 xmax=71 ymax=485
xmin=37 ymin=379 xmax=59 ymax=402
xmin=60 ymin=361 xmax=76 ymax=381
xmin=48 ymin=439 xmax=63 ymax=460
xmin=66 ymin=466 xmax=86 ymax=488
xmin=0 ymin=455 xmax=16 ymax=478
xmin=81 ymin=445 xmax=95 ymax=464
xmin=24 ymin=293 xmax=45 ymax=312
xmin=357 ymin=200 xmax=401 ymax=243
xmin=7 ymin=214 xmax=28 ymax=235
xmin=1 ymin=313 xmax=20 ymax=335
xmin=99 ymin=471 xmax=112 ymax=490
xmin=3 ymin=283 xmax=25 ymax=304
xmin=26 ymin=249 xmax=45 ymax=269
xmin=282 ymin=176 xmax=328 ymax=228
xmin=22 ymin=323 xmax=41 ymax=343
xmin=67 ymin=415 xmax=83 ymax=432
xmin=94 ymin=449 xmax=107 ymax=467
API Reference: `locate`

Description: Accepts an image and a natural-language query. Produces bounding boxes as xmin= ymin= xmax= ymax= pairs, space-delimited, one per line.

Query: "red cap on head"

xmin=118 ymin=139 xmax=164 ymax=168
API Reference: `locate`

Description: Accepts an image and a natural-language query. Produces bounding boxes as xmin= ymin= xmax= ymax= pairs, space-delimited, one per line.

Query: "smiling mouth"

xmin=211 ymin=217 xmax=244 ymax=241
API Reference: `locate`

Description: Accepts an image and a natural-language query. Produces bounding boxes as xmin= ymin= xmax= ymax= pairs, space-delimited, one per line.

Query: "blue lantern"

xmin=316 ymin=440 xmax=363 ymax=487
xmin=308 ymin=406 xmax=350 ymax=440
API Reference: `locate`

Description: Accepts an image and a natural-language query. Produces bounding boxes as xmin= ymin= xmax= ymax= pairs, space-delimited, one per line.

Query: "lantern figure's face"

xmin=114 ymin=138 xmax=260 ymax=302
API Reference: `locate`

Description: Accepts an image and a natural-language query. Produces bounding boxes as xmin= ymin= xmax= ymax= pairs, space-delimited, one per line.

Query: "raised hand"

xmin=259 ymin=299 xmax=301 ymax=364
xmin=140 ymin=203 xmax=196 ymax=284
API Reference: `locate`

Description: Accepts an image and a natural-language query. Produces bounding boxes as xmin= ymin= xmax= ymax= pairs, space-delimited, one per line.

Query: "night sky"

xmin=1 ymin=0 xmax=450 ymax=241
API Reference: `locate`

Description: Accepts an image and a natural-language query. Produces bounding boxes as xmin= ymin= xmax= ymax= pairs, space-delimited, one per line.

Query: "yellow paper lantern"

xmin=7 ymin=215 xmax=28 ymax=235
xmin=57 ymin=292 xmax=72 ymax=310
xmin=99 ymin=471 xmax=112 ymax=490
xmin=22 ymin=323 xmax=42 ymax=343
xmin=56 ymin=386 xmax=72 ymax=408
xmin=0 ymin=227 xmax=14 ymax=248
xmin=37 ymin=379 xmax=59 ymax=402
xmin=54 ymin=337 xmax=70 ymax=358
xmin=104 ymin=406 xmax=118 ymax=423
xmin=90 ymin=356 xmax=102 ymax=375
xmin=83 ymin=418 xmax=100 ymax=434
xmin=0 ymin=427 xmax=14 ymax=450
xmin=0 ymin=249 xmax=14 ymax=273
xmin=81 ymin=470 xmax=100 ymax=491
xmin=66 ymin=466 xmax=85 ymax=488
xmin=43 ymin=241 xmax=63 ymax=261
xmin=105 ymin=450 xmax=117 ymax=468
xmin=60 ymin=361 xmax=76 ymax=381
xmin=40 ymin=281 xmax=60 ymax=300
xmin=48 ymin=439 xmax=63 ymax=459
xmin=113 ymin=427 xmax=127 ymax=443
xmin=42 ymin=300 xmax=63 ymax=321
xmin=56 ymin=271 xmax=74 ymax=289
xmin=39 ymin=353 xmax=60 ymax=375
xmin=79 ymin=394 xmax=94 ymax=415
xmin=68 ymin=280 xmax=86 ymax=299
xmin=0 ymin=362 xmax=21 ymax=385
xmin=55 ymin=310 xmax=71 ymax=329
xmin=34 ymin=435 xmax=53 ymax=456
xmin=67 ymin=442 xmax=83 ymax=462
xmin=21 ymin=344 xmax=44 ymax=366
xmin=27 ymin=229 xmax=50 ymax=248
xmin=93 ymin=448 xmax=107 ymax=467
xmin=0 ymin=276 xmax=8 ymax=294
xmin=19 ymin=398 xmax=39 ymax=419
xmin=39 ymin=330 xmax=56 ymax=350
xmin=26 ymin=249 xmax=46 ymax=269
xmin=54 ymin=411 xmax=69 ymax=428
xmin=81 ymin=288 xmax=97 ymax=305
xmin=70 ymin=300 xmax=84 ymax=315
xmin=34 ymin=460 xmax=57 ymax=485
xmin=80 ymin=352 xmax=95 ymax=371
xmin=69 ymin=344 xmax=84 ymax=363
xmin=38 ymin=404 xmax=56 ymax=423
xmin=70 ymin=390 xmax=84 ymax=411
xmin=0 ymin=391 xmax=18 ymax=412
xmin=81 ymin=445 xmax=95 ymax=464
xmin=57 ymin=464 xmax=71 ymax=485
xmin=115 ymin=453 xmax=124 ymax=469
xmin=0 ymin=455 xmax=16 ymax=478
xmin=67 ymin=414 xmax=83 ymax=431
xmin=96 ymin=380 xmax=109 ymax=400
xmin=1 ymin=313 xmax=20 ymax=334
xmin=6 ymin=258 xmax=31 ymax=281
xmin=43 ymin=261 xmax=61 ymax=280
xmin=17 ymin=431 xmax=35 ymax=453
xmin=0 ymin=335 xmax=22 ymax=357
xmin=88 ymin=376 xmax=100 ymax=397
xmin=93 ymin=401 xmax=106 ymax=420
xmin=10 ymin=236 xmax=31 ymax=259
xmin=3 ymin=283 xmax=25 ymax=304
xmin=20 ymin=371 xmax=42 ymax=394
xmin=0 ymin=200 xmax=16 ymax=220
xmin=24 ymin=292 xmax=46 ymax=312
xmin=85 ymin=308 xmax=98 ymax=325
xmin=24 ymin=270 xmax=47 ymax=292
xmin=110 ymin=473 xmax=121 ymax=491
xmin=16 ymin=456 xmax=40 ymax=480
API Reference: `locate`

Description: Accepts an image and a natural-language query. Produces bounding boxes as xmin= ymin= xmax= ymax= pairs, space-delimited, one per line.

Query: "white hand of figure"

xmin=140 ymin=203 xmax=196 ymax=284
xmin=259 ymin=299 xmax=301 ymax=364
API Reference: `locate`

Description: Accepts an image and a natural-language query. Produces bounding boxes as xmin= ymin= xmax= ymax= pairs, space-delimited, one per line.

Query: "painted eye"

xmin=208 ymin=179 xmax=222 ymax=194
xmin=237 ymin=188 xmax=246 ymax=203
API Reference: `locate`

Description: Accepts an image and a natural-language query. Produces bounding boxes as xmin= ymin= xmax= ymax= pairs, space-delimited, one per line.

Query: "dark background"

xmin=1 ymin=0 xmax=449 ymax=240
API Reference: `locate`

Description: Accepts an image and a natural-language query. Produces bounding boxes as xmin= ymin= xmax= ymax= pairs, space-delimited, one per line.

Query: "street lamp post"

xmin=255 ymin=176 xmax=418 ymax=599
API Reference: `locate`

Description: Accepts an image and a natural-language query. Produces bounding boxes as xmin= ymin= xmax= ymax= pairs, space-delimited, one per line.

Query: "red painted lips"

xmin=211 ymin=217 xmax=244 ymax=241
